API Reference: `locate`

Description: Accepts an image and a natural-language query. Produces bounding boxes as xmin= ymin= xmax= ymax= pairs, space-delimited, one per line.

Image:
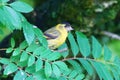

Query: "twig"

xmin=101 ymin=31 xmax=120 ymax=40
xmin=57 ymin=48 xmax=68 ymax=53
xmin=0 ymin=48 xmax=7 ymax=51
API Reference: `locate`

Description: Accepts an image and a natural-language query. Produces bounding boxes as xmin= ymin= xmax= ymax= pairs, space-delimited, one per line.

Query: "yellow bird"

xmin=44 ymin=22 xmax=73 ymax=49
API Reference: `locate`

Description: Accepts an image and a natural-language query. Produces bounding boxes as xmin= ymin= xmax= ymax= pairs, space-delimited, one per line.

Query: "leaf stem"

xmin=60 ymin=57 xmax=116 ymax=66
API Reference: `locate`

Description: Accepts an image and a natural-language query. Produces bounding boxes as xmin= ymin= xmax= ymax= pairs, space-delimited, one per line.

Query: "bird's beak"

xmin=66 ymin=26 xmax=73 ymax=31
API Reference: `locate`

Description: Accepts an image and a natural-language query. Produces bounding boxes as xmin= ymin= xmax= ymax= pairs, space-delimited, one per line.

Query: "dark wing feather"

xmin=44 ymin=27 xmax=60 ymax=40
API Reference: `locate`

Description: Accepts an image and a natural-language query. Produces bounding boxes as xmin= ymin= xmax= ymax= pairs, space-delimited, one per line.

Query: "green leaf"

xmin=104 ymin=45 xmax=112 ymax=61
xmin=11 ymin=38 xmax=15 ymax=48
xmin=76 ymin=31 xmax=90 ymax=57
xmin=46 ymin=52 xmax=61 ymax=61
xmin=34 ymin=28 xmax=48 ymax=48
xmin=20 ymin=51 xmax=28 ymax=62
xmin=45 ymin=61 xmax=52 ymax=77
xmin=68 ymin=32 xmax=79 ymax=56
xmin=33 ymin=47 xmax=49 ymax=57
xmin=33 ymin=47 xmax=43 ymax=56
xmin=75 ymin=74 xmax=85 ymax=80
xmin=59 ymin=77 xmax=67 ymax=80
xmin=33 ymin=28 xmax=43 ymax=36
xmin=25 ymin=76 xmax=34 ymax=80
xmin=19 ymin=41 xmax=28 ymax=49
xmin=13 ymin=70 xmax=27 ymax=80
xmin=54 ymin=61 xmax=69 ymax=72
xmin=0 ymin=58 xmax=10 ymax=64
xmin=18 ymin=60 xmax=28 ymax=67
xmin=78 ymin=59 xmax=94 ymax=76
xmin=91 ymin=61 xmax=113 ymax=80
xmin=110 ymin=66 xmax=119 ymax=80
xmin=0 ymin=8 xmax=6 ymax=25
xmin=67 ymin=60 xmax=82 ymax=72
xmin=17 ymin=12 xmax=27 ymax=22
xmin=33 ymin=70 xmax=46 ymax=80
xmin=58 ymin=43 xmax=69 ymax=58
xmin=35 ymin=58 xmax=43 ymax=72
xmin=2 ymin=6 xmax=22 ymax=29
xmin=47 ymin=77 xmax=57 ymax=80
xmin=4 ymin=63 xmax=18 ymax=75
xmin=25 ymin=65 xmax=35 ymax=74
xmin=6 ymin=47 xmax=13 ymax=53
xmin=52 ymin=64 xmax=61 ymax=78
xmin=40 ymin=49 xmax=52 ymax=58
xmin=0 ymin=0 xmax=9 ymax=2
xmin=114 ymin=56 xmax=120 ymax=66
xmin=0 ymin=66 xmax=1 ymax=71
xmin=0 ymin=7 xmax=14 ymax=30
xmin=92 ymin=36 xmax=102 ymax=58
xmin=61 ymin=69 xmax=71 ymax=76
xmin=12 ymin=48 xmax=20 ymax=56
xmin=68 ymin=70 xmax=78 ymax=79
xmin=28 ymin=55 xmax=35 ymax=67
xmin=10 ymin=55 xmax=20 ymax=62
xmin=23 ymin=22 xmax=35 ymax=45
xmin=10 ymin=1 xmax=33 ymax=13
xmin=26 ymin=42 xmax=39 ymax=52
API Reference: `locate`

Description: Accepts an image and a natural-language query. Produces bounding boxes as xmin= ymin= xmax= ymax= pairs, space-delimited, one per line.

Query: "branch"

xmin=0 ymin=48 xmax=7 ymax=51
xmin=57 ymin=48 xmax=68 ymax=53
xmin=101 ymin=31 xmax=120 ymax=40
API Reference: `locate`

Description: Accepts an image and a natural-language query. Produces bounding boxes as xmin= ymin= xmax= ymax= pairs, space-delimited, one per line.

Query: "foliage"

xmin=0 ymin=0 xmax=120 ymax=80
xmin=1 ymin=29 xmax=120 ymax=80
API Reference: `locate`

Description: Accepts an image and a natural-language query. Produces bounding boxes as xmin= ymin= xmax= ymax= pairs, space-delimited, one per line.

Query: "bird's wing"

xmin=44 ymin=27 xmax=60 ymax=40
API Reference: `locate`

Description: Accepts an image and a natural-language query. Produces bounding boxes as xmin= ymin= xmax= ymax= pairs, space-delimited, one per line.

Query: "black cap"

xmin=61 ymin=22 xmax=71 ymax=27
xmin=61 ymin=22 xmax=73 ymax=31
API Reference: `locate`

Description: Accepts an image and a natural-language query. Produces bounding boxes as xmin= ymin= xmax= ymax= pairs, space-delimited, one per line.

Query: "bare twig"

xmin=0 ymin=48 xmax=7 ymax=51
xmin=101 ymin=31 xmax=120 ymax=40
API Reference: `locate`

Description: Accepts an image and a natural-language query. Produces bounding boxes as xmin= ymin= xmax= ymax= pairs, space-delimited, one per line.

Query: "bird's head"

xmin=61 ymin=22 xmax=73 ymax=31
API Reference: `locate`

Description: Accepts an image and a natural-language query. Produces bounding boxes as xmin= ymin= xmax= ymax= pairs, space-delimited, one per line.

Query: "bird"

xmin=44 ymin=22 xmax=73 ymax=49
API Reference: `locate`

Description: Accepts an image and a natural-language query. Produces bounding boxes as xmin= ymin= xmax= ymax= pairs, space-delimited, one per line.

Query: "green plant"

xmin=0 ymin=0 xmax=120 ymax=80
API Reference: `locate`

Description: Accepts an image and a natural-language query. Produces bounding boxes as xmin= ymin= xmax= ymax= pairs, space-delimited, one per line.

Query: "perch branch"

xmin=57 ymin=48 xmax=68 ymax=53
xmin=101 ymin=31 xmax=120 ymax=40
